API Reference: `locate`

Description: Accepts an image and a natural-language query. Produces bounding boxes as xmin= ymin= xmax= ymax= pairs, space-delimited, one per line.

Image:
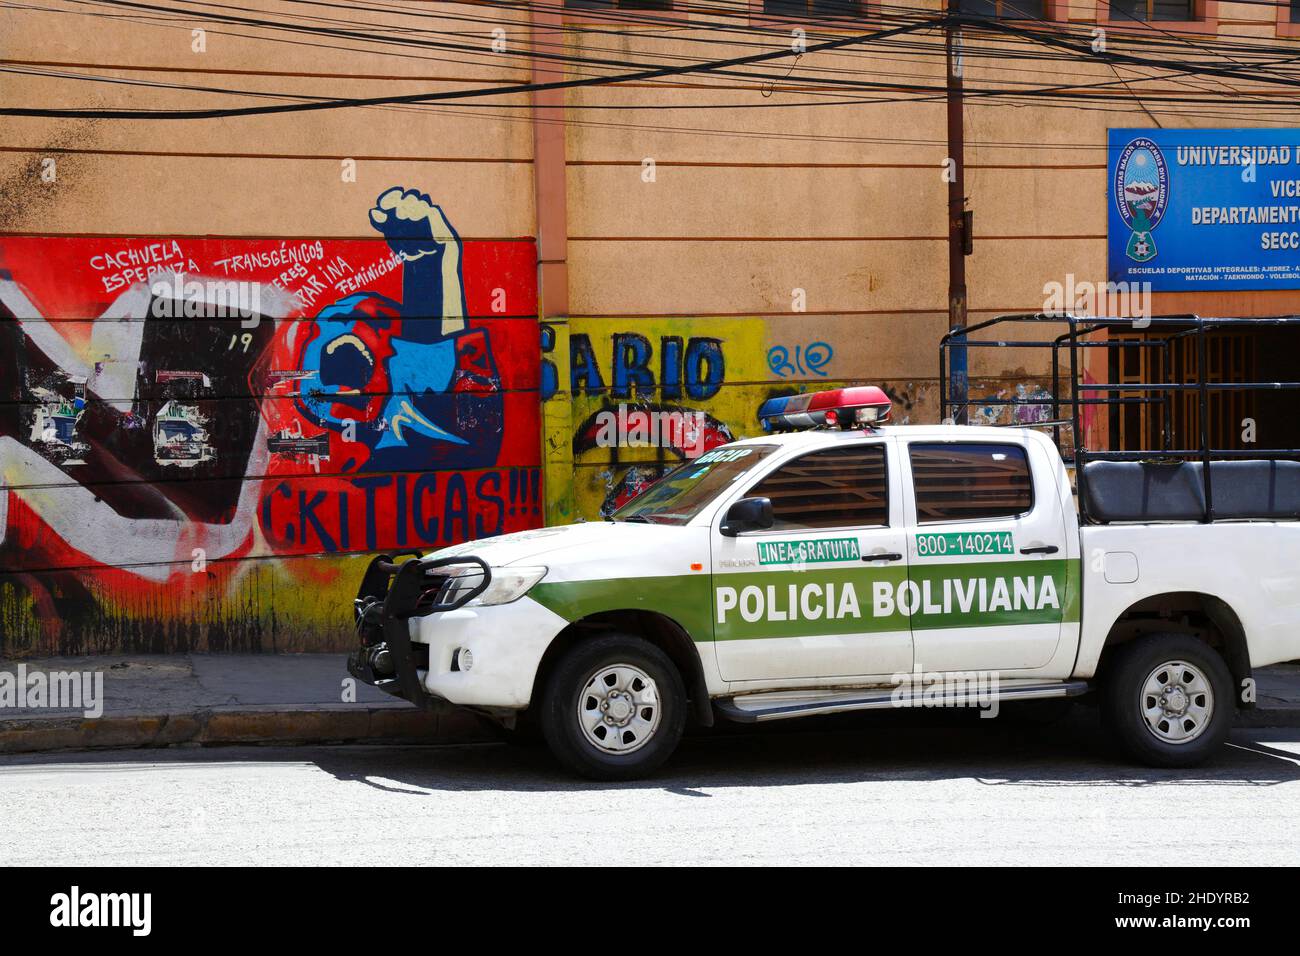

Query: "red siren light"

xmin=757 ymin=386 xmax=892 ymax=432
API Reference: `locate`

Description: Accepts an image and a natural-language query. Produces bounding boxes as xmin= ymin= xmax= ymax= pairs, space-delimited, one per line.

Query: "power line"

xmin=6 ymin=11 xmax=1300 ymax=121
xmin=0 ymin=15 xmax=950 ymax=118
xmin=30 ymin=0 xmax=1300 ymax=72
xmin=4 ymin=0 xmax=1298 ymax=128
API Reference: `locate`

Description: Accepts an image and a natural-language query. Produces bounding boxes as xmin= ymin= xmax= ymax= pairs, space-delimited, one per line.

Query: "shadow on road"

xmin=5 ymin=705 xmax=1297 ymax=796
xmin=299 ymin=705 xmax=1300 ymax=795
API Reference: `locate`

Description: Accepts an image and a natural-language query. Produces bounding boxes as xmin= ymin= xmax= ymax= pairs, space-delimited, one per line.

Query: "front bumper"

xmin=348 ymin=551 xmax=490 ymax=709
xmin=347 ymin=552 xmax=567 ymax=711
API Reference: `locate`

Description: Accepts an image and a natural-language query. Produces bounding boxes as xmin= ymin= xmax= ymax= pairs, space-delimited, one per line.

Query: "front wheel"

xmin=1100 ymin=633 xmax=1233 ymax=768
xmin=540 ymin=634 xmax=687 ymax=781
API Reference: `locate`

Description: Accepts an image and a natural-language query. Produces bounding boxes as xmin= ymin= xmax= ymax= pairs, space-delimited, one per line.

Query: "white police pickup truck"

xmin=348 ymin=386 xmax=1300 ymax=780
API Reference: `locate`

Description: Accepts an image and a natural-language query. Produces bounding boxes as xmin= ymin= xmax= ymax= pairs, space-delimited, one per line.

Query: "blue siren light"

xmin=757 ymin=386 xmax=893 ymax=432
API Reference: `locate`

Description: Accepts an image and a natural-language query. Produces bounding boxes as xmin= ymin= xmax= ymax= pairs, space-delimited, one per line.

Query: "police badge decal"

xmin=1115 ymin=137 xmax=1169 ymax=264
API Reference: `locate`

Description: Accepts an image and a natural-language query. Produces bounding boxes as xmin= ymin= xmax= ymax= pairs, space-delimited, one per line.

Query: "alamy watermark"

xmin=0 ymin=664 xmax=104 ymax=718
xmin=150 ymin=274 xmax=262 ymax=325
xmin=50 ymin=886 xmax=151 ymax=936
xmin=1043 ymin=274 xmax=1153 ymax=328
xmin=890 ymin=664 xmax=1002 ymax=718
xmin=591 ymin=404 xmax=709 ymax=457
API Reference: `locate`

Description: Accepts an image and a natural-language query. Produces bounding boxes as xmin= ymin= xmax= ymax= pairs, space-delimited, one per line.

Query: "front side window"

xmin=910 ymin=443 xmax=1032 ymax=523
xmin=613 ymin=445 xmax=777 ymax=525
xmin=746 ymin=444 xmax=889 ymax=531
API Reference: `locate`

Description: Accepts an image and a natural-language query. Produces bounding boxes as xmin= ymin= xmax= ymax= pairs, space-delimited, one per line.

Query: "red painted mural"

xmin=0 ymin=188 xmax=542 ymax=655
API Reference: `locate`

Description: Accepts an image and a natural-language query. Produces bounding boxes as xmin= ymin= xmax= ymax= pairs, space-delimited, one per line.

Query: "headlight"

xmin=440 ymin=565 xmax=547 ymax=607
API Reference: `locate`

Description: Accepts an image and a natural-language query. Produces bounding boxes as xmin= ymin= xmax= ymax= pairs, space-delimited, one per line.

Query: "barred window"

xmin=747 ymin=444 xmax=889 ymax=530
xmin=762 ymin=0 xmax=868 ymax=19
xmin=965 ymin=0 xmax=1046 ymax=18
xmin=1105 ymin=0 xmax=1195 ymax=21
xmin=910 ymin=443 xmax=1033 ymax=523
xmin=566 ymin=0 xmax=672 ymax=9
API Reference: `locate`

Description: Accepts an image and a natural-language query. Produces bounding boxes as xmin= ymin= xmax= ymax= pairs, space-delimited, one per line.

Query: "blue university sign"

xmin=1108 ymin=128 xmax=1300 ymax=291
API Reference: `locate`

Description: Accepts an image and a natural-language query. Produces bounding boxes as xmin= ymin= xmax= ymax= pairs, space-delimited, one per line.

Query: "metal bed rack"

xmin=938 ymin=312 xmax=1300 ymax=524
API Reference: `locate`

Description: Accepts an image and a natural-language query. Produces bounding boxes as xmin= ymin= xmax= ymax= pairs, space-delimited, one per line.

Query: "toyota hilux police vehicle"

xmin=348 ymin=385 xmax=1300 ymax=780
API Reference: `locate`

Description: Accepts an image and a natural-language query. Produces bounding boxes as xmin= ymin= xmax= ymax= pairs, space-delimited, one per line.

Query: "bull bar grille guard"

xmin=349 ymin=552 xmax=492 ymax=706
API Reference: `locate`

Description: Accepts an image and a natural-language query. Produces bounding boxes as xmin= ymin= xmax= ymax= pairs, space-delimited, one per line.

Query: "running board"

xmin=714 ymin=680 xmax=1091 ymax=723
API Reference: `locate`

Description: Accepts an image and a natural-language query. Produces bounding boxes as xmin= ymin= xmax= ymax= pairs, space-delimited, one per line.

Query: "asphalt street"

xmin=2 ymin=711 xmax=1298 ymax=866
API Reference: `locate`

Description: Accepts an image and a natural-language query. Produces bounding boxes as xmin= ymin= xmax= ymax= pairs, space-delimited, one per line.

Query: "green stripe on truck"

xmin=529 ymin=559 xmax=1080 ymax=644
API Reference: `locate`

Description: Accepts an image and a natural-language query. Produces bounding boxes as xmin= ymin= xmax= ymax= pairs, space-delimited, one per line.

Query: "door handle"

xmin=1020 ymin=545 xmax=1059 ymax=555
xmin=862 ymin=552 xmax=904 ymax=562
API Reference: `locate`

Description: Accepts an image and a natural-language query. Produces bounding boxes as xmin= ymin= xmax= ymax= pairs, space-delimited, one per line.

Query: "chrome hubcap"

xmin=578 ymin=663 xmax=661 ymax=754
xmin=1141 ymin=660 xmax=1213 ymax=745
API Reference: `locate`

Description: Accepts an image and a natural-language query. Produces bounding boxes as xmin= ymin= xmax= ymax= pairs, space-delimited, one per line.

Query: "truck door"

xmin=711 ymin=438 xmax=913 ymax=682
xmin=900 ymin=437 xmax=1070 ymax=673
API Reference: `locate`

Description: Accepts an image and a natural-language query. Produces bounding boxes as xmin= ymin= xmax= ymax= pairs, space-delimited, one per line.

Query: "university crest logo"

xmin=1115 ymin=137 xmax=1169 ymax=263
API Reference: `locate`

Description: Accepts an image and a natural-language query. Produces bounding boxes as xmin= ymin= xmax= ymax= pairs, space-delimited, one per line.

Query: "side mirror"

xmin=720 ymin=497 xmax=774 ymax=537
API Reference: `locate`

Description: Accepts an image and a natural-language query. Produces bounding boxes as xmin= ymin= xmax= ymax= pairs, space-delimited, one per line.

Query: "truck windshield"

xmin=612 ymin=445 xmax=776 ymax=526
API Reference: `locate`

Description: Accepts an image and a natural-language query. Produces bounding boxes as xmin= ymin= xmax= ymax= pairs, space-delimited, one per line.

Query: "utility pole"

xmin=945 ymin=0 xmax=969 ymax=424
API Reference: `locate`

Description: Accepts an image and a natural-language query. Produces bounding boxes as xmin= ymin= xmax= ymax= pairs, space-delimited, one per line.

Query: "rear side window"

xmin=910 ymin=443 xmax=1032 ymax=523
xmin=746 ymin=444 xmax=888 ymax=530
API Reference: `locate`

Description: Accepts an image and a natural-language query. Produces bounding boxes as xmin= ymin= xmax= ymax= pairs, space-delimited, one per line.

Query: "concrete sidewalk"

xmin=0 ymin=654 xmax=494 ymax=755
xmin=1 ymin=655 xmax=1298 ymax=755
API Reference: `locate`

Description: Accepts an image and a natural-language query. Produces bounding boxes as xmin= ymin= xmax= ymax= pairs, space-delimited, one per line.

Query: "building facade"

xmin=2 ymin=0 xmax=1297 ymax=655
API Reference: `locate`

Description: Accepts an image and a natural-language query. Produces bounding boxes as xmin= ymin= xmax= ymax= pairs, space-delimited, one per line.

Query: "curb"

xmin=3 ymin=705 xmax=1298 ymax=756
xmin=0 ymin=704 xmax=497 ymax=755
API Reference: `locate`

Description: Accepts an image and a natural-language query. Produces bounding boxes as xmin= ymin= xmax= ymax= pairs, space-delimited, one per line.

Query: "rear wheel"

xmin=1101 ymin=633 xmax=1233 ymax=768
xmin=540 ymin=634 xmax=686 ymax=781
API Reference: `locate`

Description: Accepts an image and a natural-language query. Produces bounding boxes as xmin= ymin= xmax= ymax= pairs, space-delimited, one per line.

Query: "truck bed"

xmin=1075 ymin=520 xmax=1300 ymax=677
xmin=1082 ymin=459 xmax=1300 ymax=523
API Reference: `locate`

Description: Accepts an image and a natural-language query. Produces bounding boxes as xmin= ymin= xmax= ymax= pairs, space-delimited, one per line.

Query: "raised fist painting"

xmin=290 ymin=188 xmax=503 ymax=472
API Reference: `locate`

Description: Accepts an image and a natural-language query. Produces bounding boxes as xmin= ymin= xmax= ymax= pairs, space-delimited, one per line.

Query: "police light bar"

xmin=757 ymin=386 xmax=892 ymax=432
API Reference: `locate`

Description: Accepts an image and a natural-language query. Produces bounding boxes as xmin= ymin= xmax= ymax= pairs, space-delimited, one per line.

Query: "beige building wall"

xmin=1 ymin=0 xmax=1296 ymax=653
xmin=546 ymin=2 xmax=1300 ymax=516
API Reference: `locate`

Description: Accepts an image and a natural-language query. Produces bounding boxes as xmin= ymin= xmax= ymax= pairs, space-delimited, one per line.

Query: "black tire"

xmin=540 ymin=634 xmax=687 ymax=781
xmin=1100 ymin=633 xmax=1233 ymax=768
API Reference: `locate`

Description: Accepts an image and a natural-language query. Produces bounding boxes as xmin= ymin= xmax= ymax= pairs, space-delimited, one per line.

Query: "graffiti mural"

xmin=767 ymin=341 xmax=833 ymax=379
xmin=538 ymin=314 xmax=972 ymax=523
xmin=547 ymin=318 xmax=882 ymax=520
xmin=571 ymin=400 xmax=735 ymax=516
xmin=966 ymin=380 xmax=1057 ymax=427
xmin=0 ymin=188 xmax=541 ymax=656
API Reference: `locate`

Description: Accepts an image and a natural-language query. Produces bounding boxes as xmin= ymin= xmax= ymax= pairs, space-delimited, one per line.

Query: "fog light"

xmin=453 ymin=648 xmax=474 ymax=672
